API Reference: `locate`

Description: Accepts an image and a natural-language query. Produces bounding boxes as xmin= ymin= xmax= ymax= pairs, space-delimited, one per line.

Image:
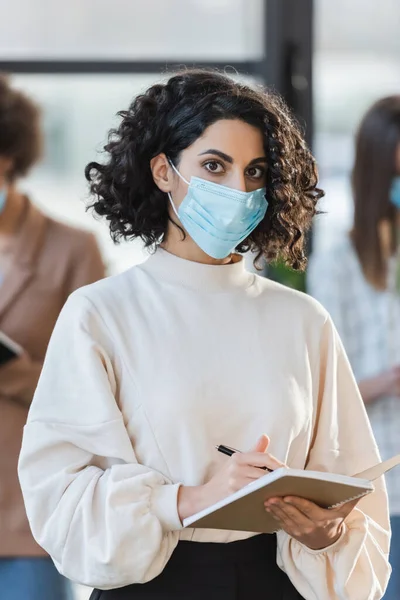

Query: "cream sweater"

xmin=18 ymin=249 xmax=390 ymax=599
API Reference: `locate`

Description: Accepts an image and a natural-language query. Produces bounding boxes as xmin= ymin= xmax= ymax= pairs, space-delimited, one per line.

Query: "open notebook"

xmin=183 ymin=454 xmax=400 ymax=534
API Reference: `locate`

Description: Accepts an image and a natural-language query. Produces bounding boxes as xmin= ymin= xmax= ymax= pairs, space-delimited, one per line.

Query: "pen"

xmin=215 ymin=444 xmax=272 ymax=472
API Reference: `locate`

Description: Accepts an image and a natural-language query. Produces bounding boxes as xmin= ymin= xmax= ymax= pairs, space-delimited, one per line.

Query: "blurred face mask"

xmin=167 ymin=161 xmax=268 ymax=259
xmin=0 ymin=188 xmax=7 ymax=215
xmin=390 ymin=176 xmax=400 ymax=210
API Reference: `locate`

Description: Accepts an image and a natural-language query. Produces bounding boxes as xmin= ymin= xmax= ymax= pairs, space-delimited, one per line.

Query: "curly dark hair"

xmin=86 ymin=69 xmax=323 ymax=269
xmin=0 ymin=74 xmax=42 ymax=181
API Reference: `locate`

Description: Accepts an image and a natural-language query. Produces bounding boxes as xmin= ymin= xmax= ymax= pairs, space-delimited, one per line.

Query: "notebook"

xmin=183 ymin=454 xmax=400 ymax=533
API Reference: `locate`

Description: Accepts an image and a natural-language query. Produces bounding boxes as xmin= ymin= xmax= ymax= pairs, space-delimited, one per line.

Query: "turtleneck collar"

xmin=139 ymin=248 xmax=254 ymax=293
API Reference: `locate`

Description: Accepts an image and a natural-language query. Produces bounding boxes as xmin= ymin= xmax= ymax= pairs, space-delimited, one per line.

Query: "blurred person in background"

xmin=0 ymin=75 xmax=105 ymax=600
xmin=308 ymin=96 xmax=400 ymax=599
xmin=19 ymin=70 xmax=391 ymax=600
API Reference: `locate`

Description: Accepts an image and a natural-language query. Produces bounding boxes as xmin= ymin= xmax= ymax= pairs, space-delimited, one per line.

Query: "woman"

xmin=19 ymin=70 xmax=390 ymax=600
xmin=308 ymin=96 xmax=400 ymax=600
xmin=0 ymin=75 xmax=105 ymax=599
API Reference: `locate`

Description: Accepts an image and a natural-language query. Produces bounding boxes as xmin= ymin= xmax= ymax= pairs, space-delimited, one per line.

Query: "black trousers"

xmin=90 ymin=534 xmax=304 ymax=599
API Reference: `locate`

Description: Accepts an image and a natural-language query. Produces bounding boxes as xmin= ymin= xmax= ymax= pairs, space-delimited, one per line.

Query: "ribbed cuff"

xmin=151 ymin=483 xmax=183 ymax=533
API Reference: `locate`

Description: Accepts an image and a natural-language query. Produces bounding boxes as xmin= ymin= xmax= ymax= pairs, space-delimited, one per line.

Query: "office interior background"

xmin=1 ymin=1 xmax=400 ymax=598
xmin=3 ymin=0 xmax=399 ymax=280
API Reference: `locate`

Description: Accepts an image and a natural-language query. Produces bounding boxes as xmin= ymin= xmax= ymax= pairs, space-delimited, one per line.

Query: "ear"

xmin=150 ymin=153 xmax=174 ymax=193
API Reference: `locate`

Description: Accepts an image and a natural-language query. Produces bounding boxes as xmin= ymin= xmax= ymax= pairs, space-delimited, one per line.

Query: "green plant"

xmin=268 ymin=260 xmax=306 ymax=292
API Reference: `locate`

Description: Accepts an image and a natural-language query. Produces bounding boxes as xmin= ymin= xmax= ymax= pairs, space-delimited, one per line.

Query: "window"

xmin=313 ymin=0 xmax=400 ymax=255
xmin=2 ymin=0 xmax=265 ymax=61
xmin=3 ymin=0 xmax=267 ymax=274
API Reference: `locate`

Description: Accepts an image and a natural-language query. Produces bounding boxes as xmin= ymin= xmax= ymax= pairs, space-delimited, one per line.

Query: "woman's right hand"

xmin=177 ymin=434 xmax=285 ymax=522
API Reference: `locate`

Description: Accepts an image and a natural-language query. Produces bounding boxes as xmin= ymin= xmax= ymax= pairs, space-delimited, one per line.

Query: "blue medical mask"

xmin=390 ymin=176 xmax=400 ymax=210
xmin=168 ymin=161 xmax=268 ymax=259
xmin=0 ymin=188 xmax=7 ymax=215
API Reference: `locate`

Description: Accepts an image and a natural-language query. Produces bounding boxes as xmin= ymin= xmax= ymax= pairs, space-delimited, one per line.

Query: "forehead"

xmin=188 ymin=119 xmax=265 ymax=160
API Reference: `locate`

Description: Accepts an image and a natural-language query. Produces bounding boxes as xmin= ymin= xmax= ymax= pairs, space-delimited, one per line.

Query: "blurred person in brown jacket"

xmin=0 ymin=75 xmax=105 ymax=599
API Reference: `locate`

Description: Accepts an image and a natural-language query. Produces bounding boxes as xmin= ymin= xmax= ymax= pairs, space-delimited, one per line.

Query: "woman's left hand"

xmin=264 ymin=495 xmax=360 ymax=550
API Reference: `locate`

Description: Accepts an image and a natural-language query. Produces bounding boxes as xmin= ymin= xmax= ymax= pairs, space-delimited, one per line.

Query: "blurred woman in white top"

xmin=308 ymin=96 xmax=400 ymax=600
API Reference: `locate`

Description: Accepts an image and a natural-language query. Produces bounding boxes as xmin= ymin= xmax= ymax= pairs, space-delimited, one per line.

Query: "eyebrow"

xmin=198 ymin=149 xmax=268 ymax=166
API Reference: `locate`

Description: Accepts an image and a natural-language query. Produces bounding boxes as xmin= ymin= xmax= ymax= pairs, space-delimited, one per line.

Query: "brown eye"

xmin=246 ymin=166 xmax=265 ymax=179
xmin=204 ymin=160 xmax=224 ymax=174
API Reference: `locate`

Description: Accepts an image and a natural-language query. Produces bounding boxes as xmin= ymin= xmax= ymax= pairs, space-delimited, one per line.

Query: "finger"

xmin=266 ymin=508 xmax=285 ymax=530
xmin=230 ymin=467 xmax=271 ymax=488
xmin=241 ymin=466 xmax=272 ymax=480
xmin=266 ymin=499 xmax=313 ymax=528
xmin=282 ymin=496 xmax=328 ymax=521
xmin=266 ymin=504 xmax=299 ymax=532
xmin=252 ymin=434 xmax=270 ymax=453
xmin=239 ymin=451 xmax=285 ymax=471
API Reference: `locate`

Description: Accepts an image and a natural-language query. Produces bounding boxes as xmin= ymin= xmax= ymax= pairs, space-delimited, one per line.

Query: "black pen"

xmin=215 ymin=444 xmax=272 ymax=472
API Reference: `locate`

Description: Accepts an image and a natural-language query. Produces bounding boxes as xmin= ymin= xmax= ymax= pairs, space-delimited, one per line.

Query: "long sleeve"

xmin=276 ymin=316 xmax=391 ymax=600
xmin=18 ymin=292 xmax=182 ymax=590
xmin=0 ymin=235 xmax=104 ymax=406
